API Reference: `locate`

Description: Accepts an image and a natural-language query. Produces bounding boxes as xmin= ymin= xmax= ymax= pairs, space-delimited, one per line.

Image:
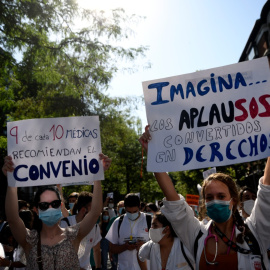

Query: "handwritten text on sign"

xmin=7 ymin=116 xmax=103 ymax=187
xmin=143 ymin=57 xmax=270 ymax=172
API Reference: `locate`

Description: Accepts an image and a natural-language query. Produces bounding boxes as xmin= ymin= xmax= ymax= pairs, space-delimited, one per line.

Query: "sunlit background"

xmin=77 ymin=0 xmax=267 ymax=127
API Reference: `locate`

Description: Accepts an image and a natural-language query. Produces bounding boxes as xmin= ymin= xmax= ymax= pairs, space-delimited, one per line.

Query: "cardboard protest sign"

xmin=107 ymin=192 xmax=114 ymax=198
xmin=143 ymin=57 xmax=270 ymax=172
xmin=186 ymin=194 xmax=200 ymax=206
xmin=7 ymin=116 xmax=103 ymax=187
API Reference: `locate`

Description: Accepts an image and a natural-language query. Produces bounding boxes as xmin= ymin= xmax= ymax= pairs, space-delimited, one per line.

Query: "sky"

xmin=78 ymin=0 xmax=268 ymax=127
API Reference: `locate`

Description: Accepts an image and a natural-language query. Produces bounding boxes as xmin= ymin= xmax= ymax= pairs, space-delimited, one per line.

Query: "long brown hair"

xmin=199 ymin=172 xmax=251 ymax=244
xmin=199 ymin=173 xmax=239 ymax=219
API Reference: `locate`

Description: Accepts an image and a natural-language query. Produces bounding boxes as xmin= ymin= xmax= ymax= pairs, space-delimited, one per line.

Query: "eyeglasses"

xmin=38 ymin=200 xmax=61 ymax=211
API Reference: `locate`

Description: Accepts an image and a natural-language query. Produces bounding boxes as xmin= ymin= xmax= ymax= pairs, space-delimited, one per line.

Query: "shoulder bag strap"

xmin=181 ymin=241 xmax=194 ymax=270
xmin=37 ymin=234 xmax=43 ymax=270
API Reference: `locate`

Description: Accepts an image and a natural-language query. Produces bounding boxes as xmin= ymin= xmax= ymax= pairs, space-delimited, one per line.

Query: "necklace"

xmin=128 ymin=214 xmax=140 ymax=240
xmin=213 ymin=223 xmax=251 ymax=254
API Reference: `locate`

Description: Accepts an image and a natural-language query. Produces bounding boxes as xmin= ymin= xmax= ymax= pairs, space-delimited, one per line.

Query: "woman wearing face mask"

xmin=100 ymin=208 xmax=110 ymax=270
xmin=239 ymin=186 xmax=257 ymax=220
xmin=138 ymin=211 xmax=195 ymax=270
xmin=139 ymin=126 xmax=270 ymax=270
xmin=2 ymin=153 xmax=111 ymax=270
xmin=145 ymin=203 xmax=158 ymax=216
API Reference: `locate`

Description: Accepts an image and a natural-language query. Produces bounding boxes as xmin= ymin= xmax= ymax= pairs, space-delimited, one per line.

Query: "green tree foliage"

xmin=0 ymin=0 xmax=150 ymax=204
xmin=0 ymin=0 xmax=148 ymax=124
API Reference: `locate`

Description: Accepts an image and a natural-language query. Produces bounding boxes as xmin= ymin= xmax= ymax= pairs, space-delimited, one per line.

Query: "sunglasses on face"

xmin=38 ymin=200 xmax=61 ymax=211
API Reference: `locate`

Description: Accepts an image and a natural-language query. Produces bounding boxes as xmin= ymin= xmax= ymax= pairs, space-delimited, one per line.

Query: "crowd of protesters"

xmin=0 ymin=126 xmax=270 ymax=270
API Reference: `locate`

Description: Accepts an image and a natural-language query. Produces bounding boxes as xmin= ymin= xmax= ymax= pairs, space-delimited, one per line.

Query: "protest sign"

xmin=143 ymin=57 xmax=270 ymax=172
xmin=186 ymin=194 xmax=200 ymax=206
xmin=203 ymin=167 xmax=216 ymax=179
xmin=7 ymin=116 xmax=103 ymax=187
xmin=107 ymin=192 xmax=114 ymax=198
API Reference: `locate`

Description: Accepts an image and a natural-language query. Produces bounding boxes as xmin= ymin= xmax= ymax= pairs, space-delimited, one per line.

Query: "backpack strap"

xmin=145 ymin=214 xmax=152 ymax=230
xmin=117 ymin=215 xmax=125 ymax=238
xmin=61 ymin=217 xmax=71 ymax=227
xmin=117 ymin=213 xmax=152 ymax=238
xmin=181 ymin=241 xmax=194 ymax=270
xmin=194 ymin=230 xmax=203 ymax=261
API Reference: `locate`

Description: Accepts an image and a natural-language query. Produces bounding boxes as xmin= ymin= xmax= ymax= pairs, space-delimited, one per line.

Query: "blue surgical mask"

xmin=103 ymin=215 xmax=109 ymax=221
xmin=126 ymin=211 xmax=139 ymax=221
xmin=69 ymin=203 xmax=74 ymax=210
xmin=39 ymin=207 xmax=62 ymax=227
xmin=118 ymin=207 xmax=124 ymax=215
xmin=206 ymin=199 xmax=232 ymax=223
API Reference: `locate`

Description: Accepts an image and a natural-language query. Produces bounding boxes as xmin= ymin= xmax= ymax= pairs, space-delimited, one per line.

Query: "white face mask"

xmin=126 ymin=212 xmax=139 ymax=221
xmin=149 ymin=227 xmax=165 ymax=243
xmin=243 ymin=200 xmax=255 ymax=216
xmin=108 ymin=203 xmax=114 ymax=209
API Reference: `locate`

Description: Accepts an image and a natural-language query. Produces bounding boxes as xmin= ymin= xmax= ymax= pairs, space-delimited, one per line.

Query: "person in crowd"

xmin=60 ymin=191 xmax=102 ymax=270
xmin=105 ymin=200 xmax=125 ymax=270
xmin=18 ymin=201 xmax=29 ymax=212
xmin=139 ymin=202 xmax=146 ymax=213
xmin=100 ymin=208 xmax=110 ymax=270
xmin=139 ymin=125 xmax=270 ymax=269
xmin=68 ymin=192 xmax=79 ymax=214
xmin=104 ymin=198 xmax=117 ymax=220
xmin=105 ymin=193 xmax=151 ymax=270
xmin=145 ymin=203 xmax=158 ymax=216
xmin=239 ymin=186 xmax=257 ymax=220
xmin=2 ymin=153 xmax=111 ymax=270
xmin=138 ymin=211 xmax=195 ymax=269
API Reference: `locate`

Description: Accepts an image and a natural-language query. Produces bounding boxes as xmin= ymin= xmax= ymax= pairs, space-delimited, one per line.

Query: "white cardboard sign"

xmin=7 ymin=116 xmax=104 ymax=187
xmin=143 ymin=57 xmax=270 ymax=172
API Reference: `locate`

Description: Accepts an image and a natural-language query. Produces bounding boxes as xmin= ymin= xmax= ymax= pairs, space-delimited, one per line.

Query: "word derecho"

xmin=143 ymin=58 xmax=270 ymax=172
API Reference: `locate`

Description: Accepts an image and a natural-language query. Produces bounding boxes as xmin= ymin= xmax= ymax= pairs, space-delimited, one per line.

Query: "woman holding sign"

xmin=139 ymin=126 xmax=270 ymax=270
xmin=2 ymin=153 xmax=111 ymax=270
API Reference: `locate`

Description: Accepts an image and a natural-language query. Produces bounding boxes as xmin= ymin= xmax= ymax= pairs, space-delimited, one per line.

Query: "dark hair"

xmin=19 ymin=210 xmax=34 ymax=230
xmin=18 ymin=200 xmax=30 ymax=210
xmin=33 ymin=186 xmax=61 ymax=207
xmin=124 ymin=193 xmax=140 ymax=208
xmin=32 ymin=186 xmax=61 ymax=233
xmin=146 ymin=203 xmax=158 ymax=212
xmin=154 ymin=211 xmax=177 ymax=238
xmin=72 ymin=191 xmax=93 ymax=215
xmin=239 ymin=186 xmax=257 ymax=202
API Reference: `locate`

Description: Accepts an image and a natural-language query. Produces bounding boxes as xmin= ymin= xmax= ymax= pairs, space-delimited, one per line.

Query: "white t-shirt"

xmin=0 ymin=243 xmax=7 ymax=270
xmin=105 ymin=212 xmax=150 ymax=270
xmin=108 ymin=208 xmax=117 ymax=219
xmin=60 ymin=215 xmax=101 ymax=270
xmin=139 ymin=238 xmax=195 ymax=270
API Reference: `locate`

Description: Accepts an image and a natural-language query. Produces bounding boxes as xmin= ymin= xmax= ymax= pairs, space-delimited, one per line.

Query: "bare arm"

xmin=109 ymin=242 xmax=136 ymax=254
xmin=77 ymin=153 xmax=111 ymax=241
xmin=262 ymin=157 xmax=270 ymax=185
xmin=93 ymin=241 xmax=101 ymax=268
xmin=56 ymin=184 xmax=69 ymax=218
xmin=137 ymin=252 xmax=148 ymax=270
xmin=2 ymin=156 xmax=28 ymax=249
xmin=139 ymin=126 xmax=179 ymax=201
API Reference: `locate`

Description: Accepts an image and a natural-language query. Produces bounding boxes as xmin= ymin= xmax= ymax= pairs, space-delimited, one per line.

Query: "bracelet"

xmin=9 ymin=260 xmax=12 ymax=268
